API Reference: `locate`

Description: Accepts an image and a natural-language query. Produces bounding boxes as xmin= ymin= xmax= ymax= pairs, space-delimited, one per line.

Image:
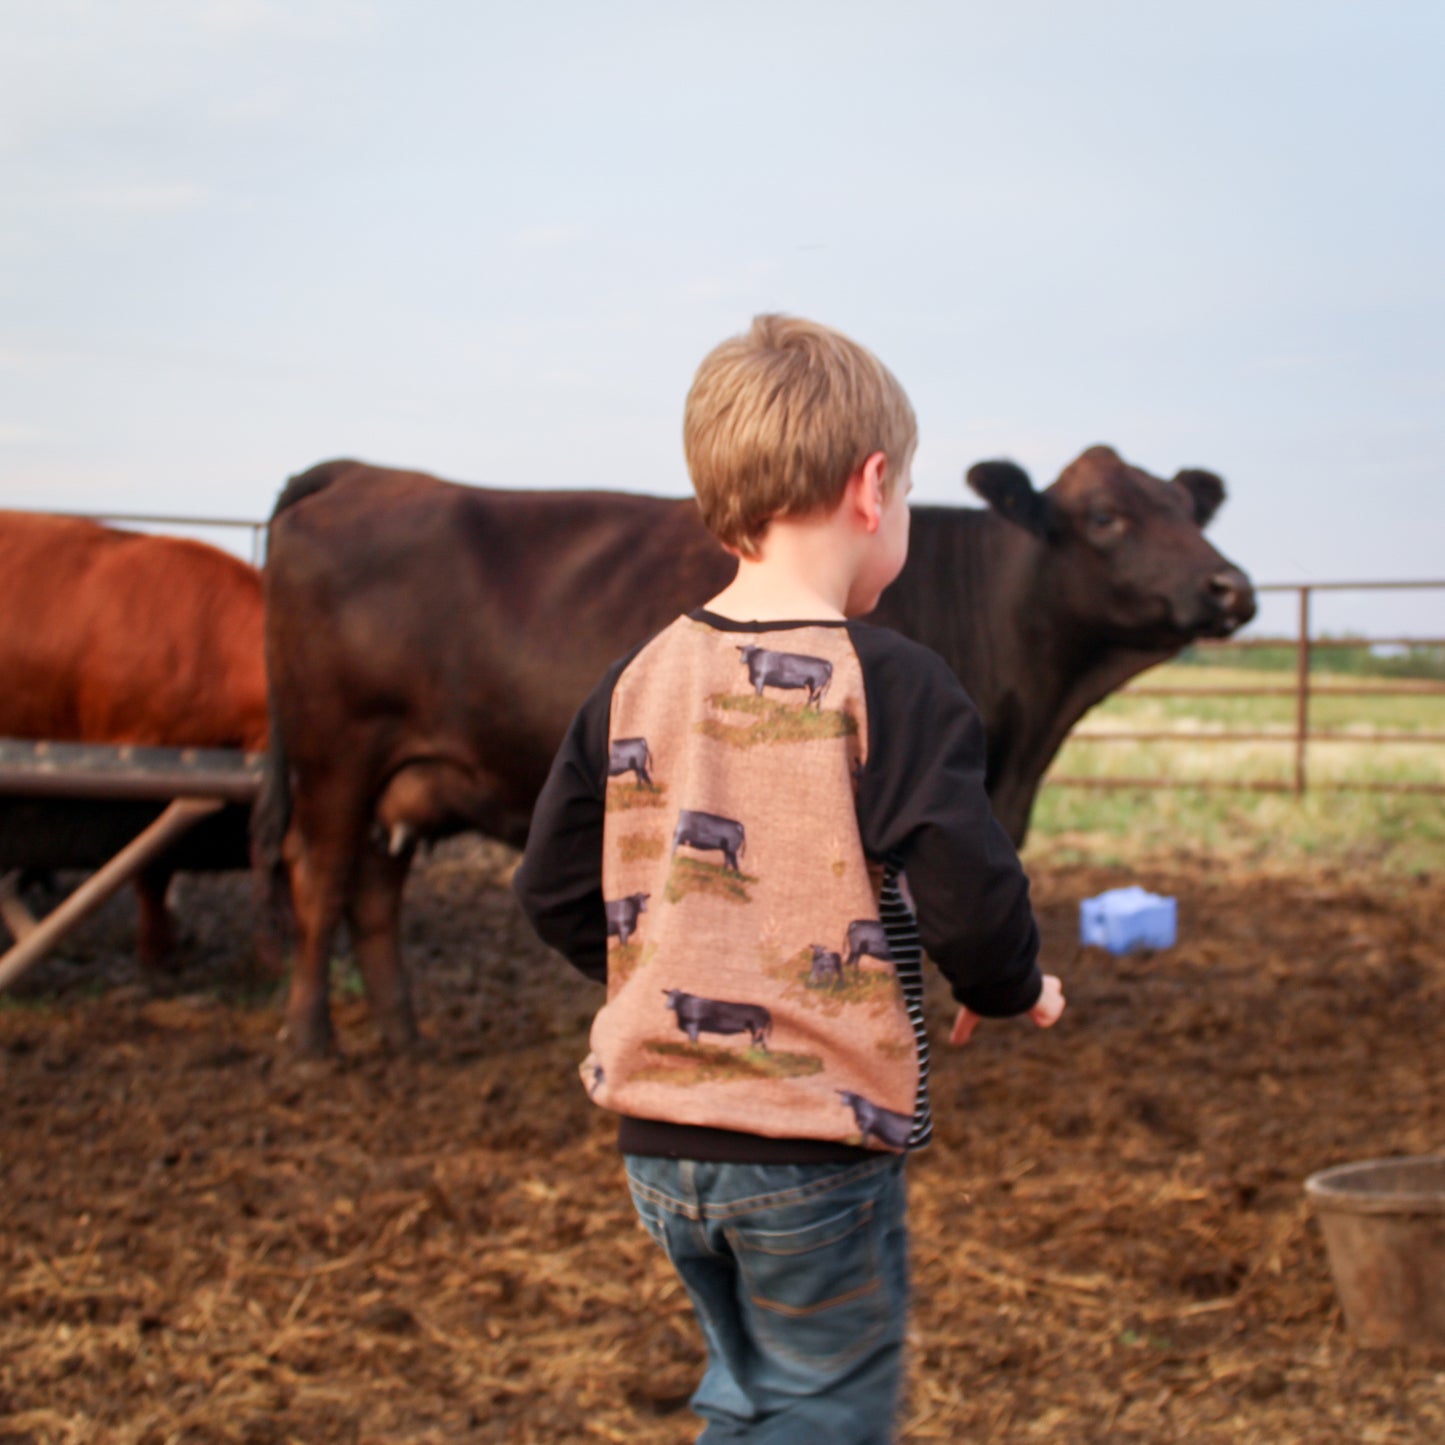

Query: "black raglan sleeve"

xmin=511 ymin=656 xmax=628 ymax=984
xmin=851 ymin=625 xmax=1042 ymax=1017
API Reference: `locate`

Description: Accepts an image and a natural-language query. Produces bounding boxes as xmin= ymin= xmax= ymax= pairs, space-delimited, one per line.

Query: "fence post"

xmin=1294 ymin=586 xmax=1312 ymax=795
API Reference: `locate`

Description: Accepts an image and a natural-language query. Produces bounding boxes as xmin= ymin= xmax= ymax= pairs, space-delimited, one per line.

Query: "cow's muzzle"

xmin=1201 ymin=566 xmax=1256 ymax=635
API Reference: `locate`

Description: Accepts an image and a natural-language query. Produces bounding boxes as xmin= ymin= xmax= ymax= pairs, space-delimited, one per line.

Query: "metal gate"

xmin=1048 ymin=580 xmax=1445 ymax=797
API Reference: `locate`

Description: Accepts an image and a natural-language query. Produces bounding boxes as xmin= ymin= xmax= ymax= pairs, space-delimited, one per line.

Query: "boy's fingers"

xmin=1031 ymin=975 xmax=1066 ymax=1027
xmin=950 ymin=1007 xmax=979 ymax=1046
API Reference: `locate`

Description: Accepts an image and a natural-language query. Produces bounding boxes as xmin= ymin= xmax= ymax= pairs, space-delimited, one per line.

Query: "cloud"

xmin=198 ymin=0 xmax=377 ymax=40
xmin=0 ymin=423 xmax=48 ymax=444
xmin=512 ymin=223 xmax=584 ymax=250
xmin=41 ymin=183 xmax=211 ymax=215
xmin=1244 ymin=351 xmax=1350 ymax=374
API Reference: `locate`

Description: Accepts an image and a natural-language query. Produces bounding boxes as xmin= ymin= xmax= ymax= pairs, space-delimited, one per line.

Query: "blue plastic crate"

xmin=1079 ymin=885 xmax=1177 ymax=955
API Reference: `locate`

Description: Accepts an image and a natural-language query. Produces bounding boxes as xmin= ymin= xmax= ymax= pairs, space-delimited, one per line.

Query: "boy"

xmin=513 ymin=314 xmax=1065 ymax=1442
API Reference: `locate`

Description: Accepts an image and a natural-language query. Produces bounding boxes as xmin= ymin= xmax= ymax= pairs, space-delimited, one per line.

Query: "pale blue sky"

xmin=2 ymin=1 xmax=1442 ymax=636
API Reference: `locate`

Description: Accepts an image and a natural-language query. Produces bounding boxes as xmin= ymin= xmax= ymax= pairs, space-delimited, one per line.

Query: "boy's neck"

xmin=703 ymin=517 xmax=857 ymax=623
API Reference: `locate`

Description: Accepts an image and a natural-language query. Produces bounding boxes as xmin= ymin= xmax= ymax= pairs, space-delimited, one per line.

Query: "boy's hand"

xmin=1030 ymin=974 xmax=1066 ymax=1028
xmin=949 ymin=975 xmax=1066 ymax=1046
xmin=949 ymin=1007 xmax=981 ymax=1046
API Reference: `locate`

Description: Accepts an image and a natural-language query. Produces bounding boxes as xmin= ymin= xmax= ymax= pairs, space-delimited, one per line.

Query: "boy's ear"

xmin=966 ymin=459 xmax=1053 ymax=539
xmin=849 ymin=452 xmax=889 ymax=532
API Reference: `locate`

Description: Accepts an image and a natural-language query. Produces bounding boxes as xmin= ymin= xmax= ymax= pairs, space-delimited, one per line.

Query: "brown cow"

xmin=256 ymin=447 xmax=1253 ymax=1055
xmin=0 ymin=512 xmax=268 ymax=962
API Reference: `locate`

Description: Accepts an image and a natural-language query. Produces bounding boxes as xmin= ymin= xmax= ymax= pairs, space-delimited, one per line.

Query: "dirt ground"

xmin=2 ymin=840 xmax=1442 ymax=1444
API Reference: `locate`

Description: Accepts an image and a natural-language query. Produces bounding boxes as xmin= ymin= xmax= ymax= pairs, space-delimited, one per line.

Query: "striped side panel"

xmin=879 ymin=860 xmax=932 ymax=1150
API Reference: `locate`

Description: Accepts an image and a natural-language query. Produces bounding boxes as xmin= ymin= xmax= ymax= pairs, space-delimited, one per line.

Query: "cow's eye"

xmin=1088 ymin=507 xmax=1124 ymax=533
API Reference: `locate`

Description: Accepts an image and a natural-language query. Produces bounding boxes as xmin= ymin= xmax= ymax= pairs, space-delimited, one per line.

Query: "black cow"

xmin=737 ymin=645 xmax=833 ymax=707
xmin=663 ymin=989 xmax=772 ymax=1050
xmin=808 ymin=944 xmax=844 ymax=989
xmin=608 ymin=737 xmax=653 ymax=788
xmin=605 ymin=892 xmax=649 ymax=946
xmin=256 ymin=448 xmax=1253 ymax=1054
xmin=843 ymin=919 xmax=894 ymax=973
xmin=838 ymin=1090 xmax=913 ymax=1150
xmin=671 ymin=809 xmax=746 ymax=873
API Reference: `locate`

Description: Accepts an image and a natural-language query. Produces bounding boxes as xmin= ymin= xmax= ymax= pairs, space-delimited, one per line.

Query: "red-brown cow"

xmin=256 ymin=448 xmax=1254 ymax=1056
xmin=0 ymin=512 xmax=268 ymax=962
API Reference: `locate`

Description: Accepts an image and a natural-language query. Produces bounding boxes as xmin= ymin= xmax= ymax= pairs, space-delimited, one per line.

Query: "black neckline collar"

xmin=689 ymin=607 xmax=851 ymax=633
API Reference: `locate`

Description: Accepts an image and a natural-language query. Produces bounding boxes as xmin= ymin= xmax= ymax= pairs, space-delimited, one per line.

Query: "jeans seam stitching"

xmin=703 ymin=1156 xmax=895 ymax=1219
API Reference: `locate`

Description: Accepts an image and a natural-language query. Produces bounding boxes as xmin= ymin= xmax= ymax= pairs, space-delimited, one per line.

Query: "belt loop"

xmin=679 ymin=1159 xmax=699 ymax=1219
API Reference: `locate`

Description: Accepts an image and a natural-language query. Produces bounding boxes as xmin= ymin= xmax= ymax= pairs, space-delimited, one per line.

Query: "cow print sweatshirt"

xmin=513 ymin=609 xmax=1042 ymax=1161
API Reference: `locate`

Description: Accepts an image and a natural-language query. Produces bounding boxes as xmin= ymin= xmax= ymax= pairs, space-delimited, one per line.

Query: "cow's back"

xmin=0 ymin=511 xmax=267 ymax=750
xmin=264 ymin=463 xmax=734 ymax=829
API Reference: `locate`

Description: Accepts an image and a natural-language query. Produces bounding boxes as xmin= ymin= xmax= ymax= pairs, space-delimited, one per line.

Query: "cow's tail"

xmin=248 ymin=462 xmax=352 ymax=964
xmin=249 ymin=690 xmax=293 ymax=969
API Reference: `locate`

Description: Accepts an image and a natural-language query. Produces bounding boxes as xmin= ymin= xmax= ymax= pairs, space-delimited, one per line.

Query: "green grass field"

xmin=1026 ymin=662 xmax=1445 ymax=876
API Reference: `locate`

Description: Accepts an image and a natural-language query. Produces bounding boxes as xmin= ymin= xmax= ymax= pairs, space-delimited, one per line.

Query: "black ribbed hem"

xmin=955 ymin=960 xmax=1045 ymax=1018
xmin=617 ymin=1117 xmax=876 ymax=1164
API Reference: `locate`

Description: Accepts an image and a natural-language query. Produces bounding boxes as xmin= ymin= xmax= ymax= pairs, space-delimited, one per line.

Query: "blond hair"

xmin=683 ymin=314 xmax=917 ymax=557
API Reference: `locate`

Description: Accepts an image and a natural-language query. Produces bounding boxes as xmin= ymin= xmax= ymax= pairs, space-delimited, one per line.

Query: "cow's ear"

xmin=967 ymin=460 xmax=1052 ymax=539
xmin=1173 ymin=468 xmax=1226 ymax=527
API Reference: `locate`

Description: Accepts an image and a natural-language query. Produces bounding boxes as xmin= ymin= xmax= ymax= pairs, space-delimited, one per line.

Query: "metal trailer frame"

xmin=0 ymin=740 xmax=263 ymax=992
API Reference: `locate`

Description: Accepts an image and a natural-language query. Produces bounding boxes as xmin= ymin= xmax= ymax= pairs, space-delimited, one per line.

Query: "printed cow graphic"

xmin=608 ymin=737 xmax=654 ymax=788
xmin=843 ymin=919 xmax=895 ymax=973
xmin=671 ymin=809 xmax=746 ymax=872
xmin=838 ymin=1089 xmax=913 ymax=1150
xmin=808 ymin=943 xmax=844 ymax=989
xmin=663 ymin=989 xmax=772 ymax=1051
xmin=736 ymin=645 xmax=833 ymax=708
xmin=605 ymin=892 xmax=649 ymax=946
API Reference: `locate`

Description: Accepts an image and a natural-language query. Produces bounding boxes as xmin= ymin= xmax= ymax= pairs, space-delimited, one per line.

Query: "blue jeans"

xmin=624 ymin=1153 xmax=909 ymax=1444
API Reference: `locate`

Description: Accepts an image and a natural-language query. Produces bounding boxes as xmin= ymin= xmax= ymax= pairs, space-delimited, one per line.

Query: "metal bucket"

xmin=1304 ymin=1156 xmax=1445 ymax=1346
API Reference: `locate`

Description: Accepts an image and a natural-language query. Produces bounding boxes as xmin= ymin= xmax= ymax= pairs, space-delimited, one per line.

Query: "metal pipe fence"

xmin=28 ymin=511 xmax=1445 ymax=797
xmin=1049 ymin=580 xmax=1445 ymax=797
xmin=69 ymin=511 xmax=269 ymax=567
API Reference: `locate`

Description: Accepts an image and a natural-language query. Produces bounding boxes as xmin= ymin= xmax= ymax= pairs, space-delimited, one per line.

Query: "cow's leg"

xmin=281 ymin=833 xmax=346 ymax=1056
xmin=346 ymin=843 xmax=417 ymax=1052
xmin=723 ymin=847 xmax=739 ymax=873
xmin=135 ymin=861 xmax=177 ymax=970
xmin=282 ymin=765 xmax=387 ymax=1055
xmin=283 ymin=768 xmax=377 ymax=1056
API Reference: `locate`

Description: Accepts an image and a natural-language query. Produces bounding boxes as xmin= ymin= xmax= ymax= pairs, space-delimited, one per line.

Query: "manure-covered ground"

xmin=2 ymin=840 xmax=1442 ymax=1443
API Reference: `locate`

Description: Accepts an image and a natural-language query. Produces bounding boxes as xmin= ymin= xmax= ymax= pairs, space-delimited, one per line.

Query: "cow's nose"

xmin=1209 ymin=568 xmax=1256 ymax=623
